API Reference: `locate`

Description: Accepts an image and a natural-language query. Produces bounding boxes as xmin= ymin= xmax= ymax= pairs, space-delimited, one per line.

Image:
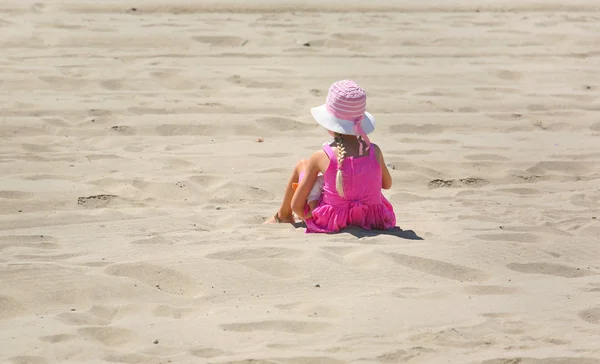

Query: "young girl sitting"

xmin=266 ymin=80 xmax=396 ymax=233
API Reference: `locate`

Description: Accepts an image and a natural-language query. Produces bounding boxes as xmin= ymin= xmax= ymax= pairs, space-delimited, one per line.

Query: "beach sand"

xmin=1 ymin=1 xmax=600 ymax=363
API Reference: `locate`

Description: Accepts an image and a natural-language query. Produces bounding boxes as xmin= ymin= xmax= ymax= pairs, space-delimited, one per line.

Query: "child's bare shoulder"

xmin=371 ymin=143 xmax=384 ymax=161
xmin=308 ymin=148 xmax=330 ymax=172
xmin=308 ymin=148 xmax=328 ymax=160
xmin=371 ymin=143 xmax=382 ymax=154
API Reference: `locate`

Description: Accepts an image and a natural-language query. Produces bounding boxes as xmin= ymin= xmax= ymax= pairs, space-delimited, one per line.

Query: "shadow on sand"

xmin=341 ymin=226 xmax=423 ymax=240
xmin=293 ymin=223 xmax=423 ymax=240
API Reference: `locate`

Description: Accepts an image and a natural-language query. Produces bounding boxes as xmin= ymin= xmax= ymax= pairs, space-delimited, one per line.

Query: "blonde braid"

xmin=334 ymin=134 xmax=347 ymax=197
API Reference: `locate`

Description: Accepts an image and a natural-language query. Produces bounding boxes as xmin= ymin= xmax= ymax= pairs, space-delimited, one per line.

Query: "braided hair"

xmin=334 ymin=133 xmax=347 ymax=197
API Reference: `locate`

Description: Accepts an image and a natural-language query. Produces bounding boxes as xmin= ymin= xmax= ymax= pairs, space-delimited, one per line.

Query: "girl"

xmin=265 ymin=80 xmax=396 ymax=233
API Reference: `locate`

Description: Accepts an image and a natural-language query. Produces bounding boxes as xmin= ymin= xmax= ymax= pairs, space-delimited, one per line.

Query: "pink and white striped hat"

xmin=311 ymin=80 xmax=375 ymax=151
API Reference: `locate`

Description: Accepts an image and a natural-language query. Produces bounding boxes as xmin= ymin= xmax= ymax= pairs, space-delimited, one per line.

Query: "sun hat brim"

xmin=310 ymin=104 xmax=375 ymax=136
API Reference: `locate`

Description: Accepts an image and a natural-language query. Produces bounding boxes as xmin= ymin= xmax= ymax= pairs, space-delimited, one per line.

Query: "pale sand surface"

xmin=1 ymin=1 xmax=600 ymax=363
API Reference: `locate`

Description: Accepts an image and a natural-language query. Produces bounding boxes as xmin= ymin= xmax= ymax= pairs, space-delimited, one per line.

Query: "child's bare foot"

xmin=264 ymin=212 xmax=295 ymax=224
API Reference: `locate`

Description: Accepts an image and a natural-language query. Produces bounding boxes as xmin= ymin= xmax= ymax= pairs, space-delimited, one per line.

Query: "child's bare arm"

xmin=291 ymin=151 xmax=322 ymax=220
xmin=375 ymin=145 xmax=392 ymax=189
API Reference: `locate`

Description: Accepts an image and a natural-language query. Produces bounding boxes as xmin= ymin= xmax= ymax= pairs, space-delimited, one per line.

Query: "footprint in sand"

xmin=109 ymin=125 xmax=135 ymax=135
xmin=218 ymin=360 xmax=278 ymax=364
xmin=226 ymin=74 xmax=243 ymax=84
xmin=579 ymin=307 xmax=600 ymax=325
xmin=189 ymin=347 xmax=229 ymax=359
xmin=508 ymin=172 xmax=542 ymax=184
xmin=56 ymin=312 xmax=110 ymax=326
xmin=428 ymin=178 xmax=489 ymax=189
xmin=153 ymin=305 xmax=193 ymax=319
xmin=376 ymin=347 xmax=434 ymax=363
xmin=482 ymin=357 xmax=600 ymax=364
xmin=0 ymin=191 xmax=36 ymax=200
xmin=495 ymin=70 xmax=523 ymax=81
xmin=221 ymin=320 xmax=330 ymax=334
xmin=155 ymin=124 xmax=218 ymax=136
xmin=464 ymin=285 xmax=520 ymax=295
xmin=103 ymin=353 xmax=162 ymax=364
xmin=321 ymin=248 xmax=393 ymax=271
xmin=526 ymin=104 xmax=549 ymax=112
xmin=127 ymin=106 xmax=170 ymax=116
xmin=409 ymin=326 xmax=490 ymax=348
xmin=527 ymin=161 xmax=590 ymax=175
xmin=192 ymin=36 xmax=247 ymax=46
xmin=15 ymin=253 xmax=83 ymax=262
xmin=105 ymin=262 xmax=197 ymax=295
xmin=0 ymin=235 xmax=57 ymax=252
xmin=95 ymin=304 xmax=136 ymax=320
xmin=331 ymin=33 xmax=380 ymax=42
xmin=100 ymin=79 xmax=122 ymax=91
xmin=386 ymin=253 xmax=487 ymax=282
xmin=276 ymin=357 xmax=345 ymax=364
xmin=389 ymin=192 xmax=428 ymax=205
xmin=457 ymin=107 xmax=479 ymax=113
xmin=496 ymin=188 xmax=543 ymax=195
xmin=88 ymin=108 xmax=112 ymax=118
xmin=487 ymin=29 xmax=530 ymax=35
xmin=130 ymin=235 xmax=173 ymax=245
xmin=583 ymin=283 xmax=600 ymax=293
xmin=39 ymin=334 xmax=77 ymax=343
xmin=149 ymin=70 xmax=196 ymax=90
xmin=21 ymin=143 xmax=52 ymax=153
xmin=254 ymin=116 xmax=315 ymax=133
xmin=480 ymin=312 xmax=520 ymax=319
xmin=225 ymin=74 xmax=287 ymax=89
xmin=187 ymin=175 xmax=274 ymax=203
xmin=77 ymin=326 xmax=136 ymax=347
xmin=506 ymin=262 xmax=595 ymax=278
xmin=306 ymin=32 xmax=380 ymax=50
xmin=240 ymin=259 xmax=302 ymax=278
xmin=415 ymin=90 xmax=447 ymax=97
xmin=206 ymin=247 xmax=302 ymax=261
xmin=9 ymin=356 xmax=48 ymax=364
xmin=465 ymin=154 xmax=509 ymax=161
xmin=206 ymin=247 xmax=303 ymax=278
xmin=275 ymin=302 xmax=340 ymax=318
xmin=392 ymin=287 xmax=450 ymax=300
xmin=77 ymin=195 xmax=119 ymax=208
xmin=56 ymin=304 xmax=137 ymax=326
xmin=38 ymin=76 xmax=83 ymax=91
xmin=83 ymin=261 xmax=111 ymax=267
xmin=188 ymin=174 xmax=225 ymax=188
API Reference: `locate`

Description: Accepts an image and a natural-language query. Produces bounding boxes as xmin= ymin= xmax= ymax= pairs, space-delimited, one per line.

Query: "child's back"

xmin=305 ymin=142 xmax=396 ymax=233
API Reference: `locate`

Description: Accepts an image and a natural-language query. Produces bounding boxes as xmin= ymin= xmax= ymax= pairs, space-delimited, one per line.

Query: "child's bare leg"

xmin=264 ymin=159 xmax=307 ymax=224
xmin=305 ymin=200 xmax=318 ymax=219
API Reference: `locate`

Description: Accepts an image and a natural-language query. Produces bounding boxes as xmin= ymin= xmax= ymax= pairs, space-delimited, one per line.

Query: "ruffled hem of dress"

xmin=304 ymin=200 xmax=396 ymax=234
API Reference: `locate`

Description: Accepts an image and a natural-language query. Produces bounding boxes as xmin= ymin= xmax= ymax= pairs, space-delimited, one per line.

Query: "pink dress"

xmin=304 ymin=143 xmax=396 ymax=233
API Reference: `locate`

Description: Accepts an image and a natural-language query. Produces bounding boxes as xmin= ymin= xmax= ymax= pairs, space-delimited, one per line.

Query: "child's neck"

xmin=333 ymin=136 xmax=369 ymax=157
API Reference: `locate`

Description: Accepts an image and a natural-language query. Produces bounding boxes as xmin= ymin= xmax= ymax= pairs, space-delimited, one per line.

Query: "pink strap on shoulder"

xmin=322 ymin=143 xmax=335 ymax=161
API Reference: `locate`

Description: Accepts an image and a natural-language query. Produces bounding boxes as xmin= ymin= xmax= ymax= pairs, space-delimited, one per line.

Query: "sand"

xmin=1 ymin=1 xmax=600 ymax=363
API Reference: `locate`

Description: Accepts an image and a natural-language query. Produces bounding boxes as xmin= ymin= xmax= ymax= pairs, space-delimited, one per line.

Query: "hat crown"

xmin=325 ymin=80 xmax=366 ymax=122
